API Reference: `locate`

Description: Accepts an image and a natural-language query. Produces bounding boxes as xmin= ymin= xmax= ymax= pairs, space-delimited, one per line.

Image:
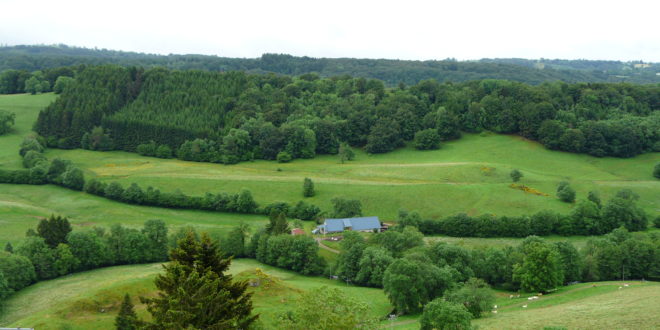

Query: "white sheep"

xmin=522 ymin=304 xmax=528 ymax=308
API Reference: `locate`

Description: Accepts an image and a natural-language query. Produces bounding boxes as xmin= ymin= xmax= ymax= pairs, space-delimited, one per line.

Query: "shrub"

xmin=276 ymin=151 xmax=292 ymax=163
xmin=414 ymin=129 xmax=441 ymax=150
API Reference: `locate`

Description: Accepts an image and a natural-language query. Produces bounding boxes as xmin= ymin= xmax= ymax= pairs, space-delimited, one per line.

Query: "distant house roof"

xmin=318 ymin=216 xmax=381 ymax=233
xmin=291 ymin=228 xmax=305 ymax=235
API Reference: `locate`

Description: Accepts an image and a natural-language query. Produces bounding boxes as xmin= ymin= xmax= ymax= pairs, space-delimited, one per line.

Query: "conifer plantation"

xmin=34 ymin=66 xmax=659 ymax=165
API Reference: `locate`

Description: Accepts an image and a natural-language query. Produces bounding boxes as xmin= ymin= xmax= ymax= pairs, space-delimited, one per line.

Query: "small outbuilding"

xmin=291 ymin=228 xmax=305 ymax=235
xmin=313 ymin=216 xmax=381 ymax=235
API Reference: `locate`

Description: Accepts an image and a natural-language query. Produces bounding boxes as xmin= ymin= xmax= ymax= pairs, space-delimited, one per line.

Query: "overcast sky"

xmin=1 ymin=0 xmax=659 ymax=61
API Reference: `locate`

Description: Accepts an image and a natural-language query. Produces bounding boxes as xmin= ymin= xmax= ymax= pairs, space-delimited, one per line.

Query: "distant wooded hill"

xmin=1 ymin=44 xmax=658 ymax=85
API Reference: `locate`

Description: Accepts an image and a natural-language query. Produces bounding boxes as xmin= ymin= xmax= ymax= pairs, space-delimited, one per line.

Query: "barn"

xmin=313 ymin=216 xmax=381 ymax=235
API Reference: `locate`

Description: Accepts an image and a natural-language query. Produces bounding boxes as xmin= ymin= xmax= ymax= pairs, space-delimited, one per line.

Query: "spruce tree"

xmin=4 ymin=242 xmax=13 ymax=253
xmin=303 ymin=177 xmax=315 ymax=197
xmin=37 ymin=215 xmax=72 ymax=248
xmin=115 ymin=293 xmax=138 ymax=330
xmin=141 ymin=232 xmax=257 ymax=329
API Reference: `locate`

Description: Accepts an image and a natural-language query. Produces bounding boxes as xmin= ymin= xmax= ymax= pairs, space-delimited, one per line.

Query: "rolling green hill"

xmin=2 ymin=260 xmax=657 ymax=330
xmin=3 ymin=45 xmax=659 ymax=85
xmin=0 ymin=93 xmax=658 ymax=249
xmin=0 ymin=260 xmax=391 ymax=329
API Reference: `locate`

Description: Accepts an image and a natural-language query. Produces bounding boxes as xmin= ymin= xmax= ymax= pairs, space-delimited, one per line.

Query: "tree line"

xmin=329 ymin=225 xmax=660 ymax=318
xmin=0 ymin=216 xmax=169 ymax=301
xmin=399 ymin=188 xmax=649 ymax=237
xmin=0 ymin=66 xmax=75 ymax=94
xmin=33 ymin=66 xmax=659 ymax=162
xmin=2 ymin=134 xmax=324 ymax=220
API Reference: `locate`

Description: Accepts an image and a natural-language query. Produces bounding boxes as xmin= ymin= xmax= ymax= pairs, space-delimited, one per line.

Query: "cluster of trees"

xmin=0 ymin=109 xmax=15 ymax=135
xmin=3 ymin=45 xmax=659 ymax=85
xmin=0 ymin=66 xmax=75 ymax=94
xmin=32 ymin=66 xmax=659 ymax=164
xmin=0 ymin=216 xmax=169 ymax=299
xmin=330 ymin=225 xmax=660 ymax=318
xmin=399 ymin=189 xmax=648 ymax=237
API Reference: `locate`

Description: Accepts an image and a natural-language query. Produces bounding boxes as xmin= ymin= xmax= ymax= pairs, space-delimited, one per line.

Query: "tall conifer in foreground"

xmin=115 ymin=293 xmax=138 ymax=330
xmin=141 ymin=232 xmax=257 ymax=329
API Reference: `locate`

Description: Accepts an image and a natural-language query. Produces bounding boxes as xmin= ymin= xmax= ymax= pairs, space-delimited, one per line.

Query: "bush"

xmin=0 ymin=110 xmax=16 ymax=135
xmin=654 ymin=163 xmax=660 ymax=179
xmin=557 ymin=182 xmax=575 ymax=203
xmin=155 ymin=144 xmax=173 ymax=158
xmin=420 ymin=298 xmax=472 ymax=330
xmin=276 ymin=151 xmax=292 ymax=163
xmin=414 ymin=129 xmax=441 ymax=150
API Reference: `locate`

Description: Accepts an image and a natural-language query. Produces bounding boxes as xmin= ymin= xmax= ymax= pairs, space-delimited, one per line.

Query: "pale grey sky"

xmin=1 ymin=0 xmax=659 ymax=61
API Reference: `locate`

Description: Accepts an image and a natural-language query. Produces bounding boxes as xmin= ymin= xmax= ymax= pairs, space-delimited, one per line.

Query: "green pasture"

xmin=1 ymin=93 xmax=658 ymax=223
xmin=0 ymin=93 xmax=56 ymax=169
xmin=0 ymin=184 xmax=268 ymax=248
xmin=0 ymin=259 xmax=391 ymax=329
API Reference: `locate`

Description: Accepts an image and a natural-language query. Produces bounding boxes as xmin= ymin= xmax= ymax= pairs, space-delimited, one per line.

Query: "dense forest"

xmin=34 ymin=66 xmax=659 ymax=161
xmin=1 ymin=45 xmax=659 ymax=86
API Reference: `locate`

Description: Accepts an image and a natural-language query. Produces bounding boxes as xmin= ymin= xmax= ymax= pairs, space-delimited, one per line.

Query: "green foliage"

xmin=141 ymin=232 xmax=257 ymax=329
xmin=0 ymin=271 xmax=10 ymax=301
xmin=266 ymin=212 xmax=290 ymax=235
xmin=338 ymin=142 xmax=355 ymax=163
xmin=510 ymin=169 xmax=523 ymax=182
xmin=37 ymin=214 xmax=72 ymax=248
xmin=66 ymin=231 xmax=108 ymax=271
xmin=53 ymin=243 xmax=79 ymax=276
xmin=355 ymin=246 xmax=394 ymax=287
xmin=16 ymin=236 xmax=57 ymax=280
xmin=331 ymin=197 xmax=362 ymax=218
xmin=383 ymin=257 xmax=456 ymax=314
xmin=302 ymin=177 xmax=315 ymax=197
xmin=513 ymin=240 xmax=564 ymax=292
xmin=4 ymin=242 xmax=13 ymax=253
xmin=446 ymin=278 xmax=495 ymax=318
xmin=276 ymin=151 xmax=292 ymax=163
xmin=222 ymin=223 xmax=250 ymax=258
xmin=371 ymin=226 xmax=424 ymax=258
xmin=557 ymin=182 xmax=576 ymax=203
xmin=279 ymin=286 xmax=378 ymax=330
xmin=414 ymin=128 xmax=441 ymax=150
xmin=115 ymin=293 xmax=139 ymax=330
xmin=61 ymin=166 xmax=85 ymax=190
xmin=255 ymin=233 xmax=325 ymax=275
xmin=654 ymin=163 xmax=660 ymax=179
xmin=19 ymin=135 xmax=44 ymax=156
xmin=0 ymin=109 xmax=15 ymax=135
xmin=335 ymin=231 xmax=366 ymax=282
xmin=0 ymin=251 xmax=36 ymax=291
xmin=81 ymin=126 xmax=114 ymax=151
xmin=420 ymin=298 xmax=473 ymax=330
xmin=53 ymin=76 xmax=74 ymax=94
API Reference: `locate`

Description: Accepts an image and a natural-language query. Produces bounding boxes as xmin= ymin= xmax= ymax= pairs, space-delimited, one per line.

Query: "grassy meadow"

xmin=0 ymin=259 xmax=391 ymax=329
xmin=2 ymin=260 xmax=657 ymax=330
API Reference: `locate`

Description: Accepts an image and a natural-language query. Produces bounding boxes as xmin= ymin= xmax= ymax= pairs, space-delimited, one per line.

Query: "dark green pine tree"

xmin=303 ymin=177 xmax=315 ymax=197
xmin=141 ymin=232 xmax=257 ymax=329
xmin=37 ymin=215 xmax=72 ymax=248
xmin=266 ymin=212 xmax=290 ymax=235
xmin=4 ymin=242 xmax=13 ymax=253
xmin=115 ymin=293 xmax=139 ymax=330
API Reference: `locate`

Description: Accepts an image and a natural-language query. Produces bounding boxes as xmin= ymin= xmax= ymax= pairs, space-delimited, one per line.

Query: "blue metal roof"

xmin=322 ymin=216 xmax=381 ymax=232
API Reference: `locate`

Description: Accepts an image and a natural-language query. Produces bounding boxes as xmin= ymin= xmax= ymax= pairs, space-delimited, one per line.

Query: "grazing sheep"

xmin=624 ymin=284 xmax=629 ymax=287
xmin=522 ymin=304 xmax=528 ymax=308
xmin=493 ymin=305 xmax=497 ymax=309
xmin=492 ymin=310 xmax=498 ymax=314
xmin=509 ymin=295 xmax=514 ymax=299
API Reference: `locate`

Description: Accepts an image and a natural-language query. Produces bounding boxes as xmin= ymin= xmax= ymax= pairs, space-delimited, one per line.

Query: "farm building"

xmin=313 ymin=216 xmax=382 ymax=234
xmin=291 ymin=228 xmax=305 ymax=235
